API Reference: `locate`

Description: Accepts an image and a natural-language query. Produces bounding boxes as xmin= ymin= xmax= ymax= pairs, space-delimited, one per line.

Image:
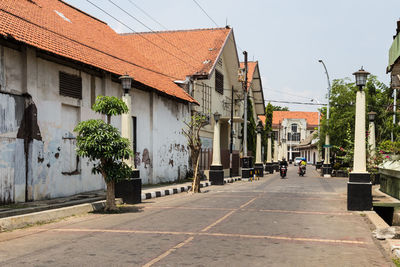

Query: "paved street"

xmin=0 ymin=166 xmax=393 ymax=266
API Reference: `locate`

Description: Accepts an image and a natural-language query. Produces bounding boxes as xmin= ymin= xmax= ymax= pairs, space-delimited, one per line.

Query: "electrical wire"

xmin=264 ymin=99 xmax=327 ymax=106
xmin=107 ymin=0 xmax=204 ymax=66
xmin=0 ymin=8 xmax=180 ymax=80
xmin=126 ymin=0 xmax=168 ymax=30
xmin=192 ymin=0 xmax=219 ymax=27
xmin=87 ymin=0 xmax=198 ymax=71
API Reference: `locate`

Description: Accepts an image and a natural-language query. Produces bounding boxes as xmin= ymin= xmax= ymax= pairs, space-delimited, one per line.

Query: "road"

xmin=0 ymin=166 xmax=393 ymax=266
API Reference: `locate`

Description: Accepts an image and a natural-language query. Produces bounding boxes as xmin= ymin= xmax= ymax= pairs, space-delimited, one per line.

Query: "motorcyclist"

xmin=298 ymin=159 xmax=306 ymax=174
xmin=279 ymin=158 xmax=288 ymax=177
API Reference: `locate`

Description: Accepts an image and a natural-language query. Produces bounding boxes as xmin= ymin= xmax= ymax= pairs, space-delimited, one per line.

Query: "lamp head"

xmin=353 ymin=67 xmax=370 ymax=89
xmin=213 ymin=111 xmax=221 ymax=123
xmin=119 ymin=73 xmax=133 ymax=94
xmin=368 ymin=111 xmax=377 ymax=122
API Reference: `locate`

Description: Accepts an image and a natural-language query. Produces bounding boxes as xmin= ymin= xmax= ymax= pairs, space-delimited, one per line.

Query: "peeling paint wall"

xmin=0 ymin=43 xmax=192 ymax=202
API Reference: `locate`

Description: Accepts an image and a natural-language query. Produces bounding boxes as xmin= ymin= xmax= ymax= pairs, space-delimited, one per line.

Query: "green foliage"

xmin=74 ymin=119 xmax=132 ymax=183
xmin=319 ymin=76 xmax=397 ymax=166
xmin=243 ymin=96 xmax=257 ymax=156
xmin=92 ymin=95 xmax=128 ymax=118
xmin=272 ymin=105 xmax=289 ymax=111
xmin=263 ymin=102 xmax=274 ymax=161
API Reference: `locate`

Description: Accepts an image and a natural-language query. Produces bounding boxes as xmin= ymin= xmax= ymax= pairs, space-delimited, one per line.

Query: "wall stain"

xmin=54 ymin=152 xmax=59 ymax=159
xmin=169 ymin=159 xmax=174 ymax=167
xmin=142 ymin=148 xmax=150 ymax=169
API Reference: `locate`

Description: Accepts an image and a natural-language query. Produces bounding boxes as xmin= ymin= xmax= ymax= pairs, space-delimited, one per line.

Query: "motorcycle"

xmin=280 ymin=166 xmax=287 ymax=178
xmin=298 ymin=165 xmax=306 ymax=176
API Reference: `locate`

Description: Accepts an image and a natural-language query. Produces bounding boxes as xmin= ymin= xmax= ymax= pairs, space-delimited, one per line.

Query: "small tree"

xmin=182 ymin=113 xmax=208 ymax=193
xmin=74 ymin=96 xmax=132 ymax=211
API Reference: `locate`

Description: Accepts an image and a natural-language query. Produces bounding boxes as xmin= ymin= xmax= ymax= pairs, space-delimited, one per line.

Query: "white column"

xmin=283 ymin=142 xmax=287 ymax=160
xmin=255 ymin=131 xmax=262 ymax=164
xmin=267 ymin=137 xmax=272 ymax=163
xmin=274 ymin=140 xmax=279 ymax=162
xmin=121 ymin=93 xmax=133 ymax=167
xmin=324 ymin=135 xmax=330 ymax=164
xmin=352 ymin=90 xmax=367 ymax=173
xmin=211 ymin=120 xmax=222 ymax=166
xmin=368 ymin=121 xmax=376 ymax=159
xmin=278 ymin=144 xmax=282 ymax=161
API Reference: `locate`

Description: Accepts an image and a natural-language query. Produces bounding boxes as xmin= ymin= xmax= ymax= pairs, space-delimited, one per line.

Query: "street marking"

xmin=200 ymin=197 xmax=258 ymax=232
xmin=142 ymin=236 xmax=194 ymax=267
xmin=200 ymin=210 xmax=236 ymax=232
xmin=205 ymin=195 xmax=343 ymax=201
xmin=145 ymin=206 xmax=235 ymax=211
xmin=50 ymin=228 xmax=366 ymax=245
xmin=254 ymin=209 xmax=351 ymax=216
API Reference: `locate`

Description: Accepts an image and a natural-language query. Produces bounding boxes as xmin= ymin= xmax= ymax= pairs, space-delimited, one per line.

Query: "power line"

xmin=0 ymin=8 xmax=180 ymax=80
xmin=126 ymin=0 xmax=168 ymax=30
xmin=192 ymin=0 xmax=219 ymax=27
xmin=264 ymin=99 xmax=327 ymax=106
xmin=108 ymin=0 xmax=203 ymax=66
xmin=87 ymin=0 xmax=198 ymax=71
xmin=265 ymin=88 xmax=315 ymax=100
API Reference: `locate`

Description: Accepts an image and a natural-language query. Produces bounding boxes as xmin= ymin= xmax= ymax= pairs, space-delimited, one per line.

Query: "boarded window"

xmin=59 ymin=72 xmax=82 ymax=99
xmin=215 ymin=70 xmax=223 ymax=94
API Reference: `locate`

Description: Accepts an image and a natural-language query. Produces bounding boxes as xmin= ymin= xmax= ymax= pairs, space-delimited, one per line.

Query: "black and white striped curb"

xmin=141 ymin=177 xmax=242 ymax=201
xmin=141 ymin=182 xmax=211 ymax=200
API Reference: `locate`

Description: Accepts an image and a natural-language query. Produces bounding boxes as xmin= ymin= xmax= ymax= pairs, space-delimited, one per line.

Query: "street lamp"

xmin=318 ymin=59 xmax=332 ymax=177
xmin=353 ymin=67 xmax=370 ymax=90
xmin=255 ymin=121 xmax=264 ymax=177
xmin=368 ymin=111 xmax=377 ymax=160
xmin=368 ymin=111 xmax=377 ymax=122
xmin=119 ymin=73 xmax=139 ymax=179
xmin=210 ymin=111 xmax=224 ymax=185
xmin=348 ymin=67 xmax=371 ymax=211
xmin=119 ymin=73 xmax=133 ymax=94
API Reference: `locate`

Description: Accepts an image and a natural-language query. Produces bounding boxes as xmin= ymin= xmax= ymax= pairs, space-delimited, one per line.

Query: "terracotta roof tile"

xmin=272 ymin=111 xmax=319 ymax=127
xmin=121 ymin=27 xmax=231 ymax=80
xmin=240 ymin=61 xmax=257 ymax=91
xmin=0 ymin=0 xmax=196 ymax=103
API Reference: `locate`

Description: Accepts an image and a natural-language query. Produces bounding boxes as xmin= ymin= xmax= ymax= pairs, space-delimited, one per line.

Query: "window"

xmin=215 ymin=70 xmax=224 ymax=94
xmin=291 ymin=123 xmax=297 ymax=133
xmin=202 ymin=83 xmax=212 ymax=117
xmin=59 ymin=71 xmax=82 ymax=99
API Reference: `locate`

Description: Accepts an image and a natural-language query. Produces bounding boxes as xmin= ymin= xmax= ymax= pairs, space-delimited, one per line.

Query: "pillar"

xmin=369 ymin=120 xmax=376 ymax=159
xmin=264 ymin=133 xmax=274 ymax=174
xmin=210 ymin=119 xmax=224 ymax=185
xmin=121 ymin=93 xmax=133 ymax=166
xmin=273 ymin=140 xmax=279 ymax=172
xmin=254 ymin=128 xmax=264 ymax=177
xmin=348 ymin=89 xmax=372 ymax=211
xmin=322 ymin=134 xmax=332 ymax=177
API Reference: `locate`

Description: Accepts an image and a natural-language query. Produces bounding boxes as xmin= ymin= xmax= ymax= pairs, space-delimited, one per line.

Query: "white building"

xmin=0 ymin=0 xmax=196 ymax=203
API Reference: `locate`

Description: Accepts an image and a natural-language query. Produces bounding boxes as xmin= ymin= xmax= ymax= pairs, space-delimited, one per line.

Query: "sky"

xmin=64 ymin=0 xmax=400 ymax=112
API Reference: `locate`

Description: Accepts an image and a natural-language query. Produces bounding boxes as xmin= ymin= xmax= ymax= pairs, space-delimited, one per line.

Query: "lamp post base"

xmin=115 ymin=169 xmax=141 ymax=204
xmin=273 ymin=162 xmax=279 ymax=172
xmin=322 ymin=164 xmax=332 ymax=177
xmin=347 ymin=172 xmax=372 ymax=211
xmin=254 ymin=163 xmax=264 ymax=177
xmin=241 ymin=156 xmax=254 ymax=179
xmin=209 ymin=165 xmax=224 ymax=185
xmin=264 ymin=163 xmax=274 ymax=174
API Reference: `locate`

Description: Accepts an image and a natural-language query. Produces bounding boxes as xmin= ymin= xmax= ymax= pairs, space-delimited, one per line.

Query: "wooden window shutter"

xmin=215 ymin=70 xmax=224 ymax=94
xmin=59 ymin=72 xmax=82 ymax=99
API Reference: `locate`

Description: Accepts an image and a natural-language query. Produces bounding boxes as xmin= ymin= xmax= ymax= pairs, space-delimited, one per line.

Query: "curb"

xmin=141 ymin=177 xmax=242 ymax=201
xmin=0 ymin=199 xmax=122 ymax=232
xmin=141 ymin=181 xmax=211 ymax=200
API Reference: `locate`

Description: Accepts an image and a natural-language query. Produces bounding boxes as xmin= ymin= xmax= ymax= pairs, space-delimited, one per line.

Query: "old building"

xmin=0 ymin=0 xmax=197 ymax=203
xmin=122 ymin=28 xmax=265 ymax=178
xmin=272 ymin=111 xmax=319 ymax=163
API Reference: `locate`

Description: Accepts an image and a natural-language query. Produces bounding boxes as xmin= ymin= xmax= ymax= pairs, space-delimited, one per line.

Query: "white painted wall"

xmin=0 ymin=44 xmax=191 ymax=202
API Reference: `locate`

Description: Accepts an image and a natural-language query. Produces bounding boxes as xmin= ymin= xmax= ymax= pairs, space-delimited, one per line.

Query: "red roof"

xmin=121 ymin=28 xmax=232 ymax=80
xmin=272 ymin=111 xmax=319 ymax=127
xmin=0 ymin=0 xmax=196 ymax=103
xmin=240 ymin=61 xmax=257 ymax=91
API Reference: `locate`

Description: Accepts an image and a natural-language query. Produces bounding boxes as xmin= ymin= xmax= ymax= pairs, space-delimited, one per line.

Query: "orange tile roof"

xmin=0 ymin=0 xmax=196 ymax=103
xmin=272 ymin=111 xmax=319 ymax=127
xmin=258 ymin=115 xmax=266 ymax=125
xmin=240 ymin=61 xmax=257 ymax=91
xmin=121 ymin=27 xmax=232 ymax=80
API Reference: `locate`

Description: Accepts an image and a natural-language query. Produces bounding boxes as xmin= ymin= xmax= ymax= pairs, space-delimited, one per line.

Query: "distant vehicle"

xmin=294 ymin=157 xmax=303 ymax=166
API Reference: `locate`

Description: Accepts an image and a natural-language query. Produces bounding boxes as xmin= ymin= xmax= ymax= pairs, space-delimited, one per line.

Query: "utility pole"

xmin=230 ymin=85 xmax=234 ymax=178
xmin=243 ymin=51 xmax=248 ymax=157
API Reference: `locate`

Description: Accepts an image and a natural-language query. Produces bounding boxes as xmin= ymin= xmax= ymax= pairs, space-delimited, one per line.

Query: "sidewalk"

xmin=0 ymin=176 xmax=242 ymax=231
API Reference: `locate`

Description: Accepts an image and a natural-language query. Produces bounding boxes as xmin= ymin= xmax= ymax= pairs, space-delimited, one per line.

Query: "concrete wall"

xmin=0 ymin=44 xmax=190 ymax=202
